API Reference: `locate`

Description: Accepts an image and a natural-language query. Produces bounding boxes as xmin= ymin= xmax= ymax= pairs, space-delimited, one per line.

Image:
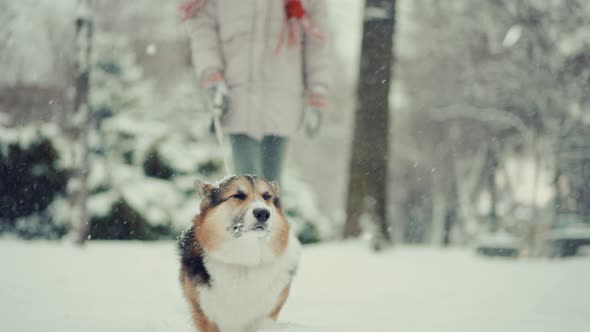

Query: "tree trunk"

xmin=442 ymin=208 xmax=455 ymax=246
xmin=68 ymin=0 xmax=93 ymax=245
xmin=344 ymin=0 xmax=397 ymax=243
xmin=528 ymin=137 xmax=541 ymax=255
xmin=430 ymin=174 xmax=446 ymax=246
xmin=488 ymin=148 xmax=499 ymax=233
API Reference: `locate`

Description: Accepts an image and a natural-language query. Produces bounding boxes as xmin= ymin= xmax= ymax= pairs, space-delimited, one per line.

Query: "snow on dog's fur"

xmin=178 ymin=175 xmax=301 ymax=332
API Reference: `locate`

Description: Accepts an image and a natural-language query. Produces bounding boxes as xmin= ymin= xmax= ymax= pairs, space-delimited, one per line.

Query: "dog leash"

xmin=177 ymin=1 xmax=230 ymax=175
xmin=211 ymin=87 xmax=232 ymax=176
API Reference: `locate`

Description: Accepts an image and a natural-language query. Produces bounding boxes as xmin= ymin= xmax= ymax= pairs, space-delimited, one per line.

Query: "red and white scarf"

xmin=178 ymin=0 xmax=205 ymax=21
xmin=178 ymin=0 xmax=326 ymax=53
xmin=276 ymin=0 xmax=326 ymax=53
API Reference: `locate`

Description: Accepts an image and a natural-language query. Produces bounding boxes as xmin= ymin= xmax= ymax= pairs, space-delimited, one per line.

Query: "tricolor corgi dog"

xmin=178 ymin=175 xmax=301 ymax=332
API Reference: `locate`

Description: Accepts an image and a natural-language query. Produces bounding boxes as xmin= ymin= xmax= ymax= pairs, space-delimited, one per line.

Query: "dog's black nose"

xmin=253 ymin=208 xmax=270 ymax=222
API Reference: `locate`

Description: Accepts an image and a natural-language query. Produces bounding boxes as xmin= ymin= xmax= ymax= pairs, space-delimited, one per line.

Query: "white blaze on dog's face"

xmin=194 ymin=175 xmax=290 ymax=266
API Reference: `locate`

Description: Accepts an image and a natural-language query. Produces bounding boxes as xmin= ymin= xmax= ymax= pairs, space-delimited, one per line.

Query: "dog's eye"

xmin=262 ymin=192 xmax=272 ymax=201
xmin=232 ymin=192 xmax=247 ymax=200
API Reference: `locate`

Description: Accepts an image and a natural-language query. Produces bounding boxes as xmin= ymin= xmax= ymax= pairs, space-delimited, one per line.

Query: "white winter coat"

xmin=185 ymin=0 xmax=330 ymax=140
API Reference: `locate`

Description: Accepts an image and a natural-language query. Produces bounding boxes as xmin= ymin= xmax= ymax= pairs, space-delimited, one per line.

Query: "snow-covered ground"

xmin=1 ymin=240 xmax=589 ymax=332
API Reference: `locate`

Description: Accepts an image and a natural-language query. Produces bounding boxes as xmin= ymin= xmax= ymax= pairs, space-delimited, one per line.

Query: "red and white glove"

xmin=304 ymin=89 xmax=329 ymax=138
xmin=202 ymin=71 xmax=230 ymax=118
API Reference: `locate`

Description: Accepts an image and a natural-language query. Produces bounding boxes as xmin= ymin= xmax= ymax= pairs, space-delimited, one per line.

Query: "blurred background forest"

xmin=1 ymin=0 xmax=589 ymax=258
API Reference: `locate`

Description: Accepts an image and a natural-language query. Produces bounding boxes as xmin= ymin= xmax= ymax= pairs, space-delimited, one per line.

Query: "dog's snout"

xmin=253 ymin=208 xmax=270 ymax=222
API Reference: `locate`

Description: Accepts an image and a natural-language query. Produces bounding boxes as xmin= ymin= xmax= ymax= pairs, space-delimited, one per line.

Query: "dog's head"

xmin=194 ymin=175 xmax=290 ymax=266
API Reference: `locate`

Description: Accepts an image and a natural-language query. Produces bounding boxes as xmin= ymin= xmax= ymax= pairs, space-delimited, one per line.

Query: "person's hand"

xmin=304 ymin=91 xmax=328 ymax=138
xmin=203 ymin=71 xmax=230 ymax=118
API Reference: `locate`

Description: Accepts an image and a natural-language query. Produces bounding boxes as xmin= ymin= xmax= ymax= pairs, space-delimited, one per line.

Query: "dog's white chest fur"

xmin=199 ymin=236 xmax=300 ymax=332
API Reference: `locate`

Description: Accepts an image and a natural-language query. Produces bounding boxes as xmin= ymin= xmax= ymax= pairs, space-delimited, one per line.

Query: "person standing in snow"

xmin=180 ymin=0 xmax=330 ymax=185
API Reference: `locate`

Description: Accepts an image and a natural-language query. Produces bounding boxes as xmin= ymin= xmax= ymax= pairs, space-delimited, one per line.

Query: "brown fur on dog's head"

xmin=193 ymin=175 xmax=290 ymax=265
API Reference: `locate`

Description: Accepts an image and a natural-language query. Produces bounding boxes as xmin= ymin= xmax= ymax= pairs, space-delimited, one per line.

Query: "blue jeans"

xmin=229 ymin=135 xmax=287 ymax=184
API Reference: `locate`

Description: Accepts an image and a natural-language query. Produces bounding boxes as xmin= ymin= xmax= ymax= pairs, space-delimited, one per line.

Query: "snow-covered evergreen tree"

xmin=69 ymin=33 xmax=222 ymax=239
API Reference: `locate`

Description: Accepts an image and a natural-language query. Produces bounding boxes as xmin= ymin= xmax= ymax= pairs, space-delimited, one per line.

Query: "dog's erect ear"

xmin=195 ymin=180 xmax=215 ymax=199
xmin=270 ymin=181 xmax=280 ymax=197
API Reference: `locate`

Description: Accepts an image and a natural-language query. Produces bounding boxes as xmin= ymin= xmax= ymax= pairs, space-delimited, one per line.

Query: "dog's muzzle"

xmin=251 ymin=221 xmax=268 ymax=232
xmin=227 ymin=215 xmax=271 ymax=238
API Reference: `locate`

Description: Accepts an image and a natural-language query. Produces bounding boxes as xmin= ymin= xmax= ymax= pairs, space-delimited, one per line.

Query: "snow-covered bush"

xmin=0 ymin=119 xmax=69 ymax=239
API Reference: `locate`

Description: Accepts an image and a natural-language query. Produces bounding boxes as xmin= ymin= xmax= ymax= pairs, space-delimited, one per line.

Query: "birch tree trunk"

xmin=430 ymin=174 xmax=446 ymax=246
xmin=344 ymin=0 xmax=397 ymax=245
xmin=68 ymin=0 xmax=93 ymax=245
xmin=528 ymin=136 xmax=541 ymax=255
xmin=488 ymin=148 xmax=499 ymax=233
